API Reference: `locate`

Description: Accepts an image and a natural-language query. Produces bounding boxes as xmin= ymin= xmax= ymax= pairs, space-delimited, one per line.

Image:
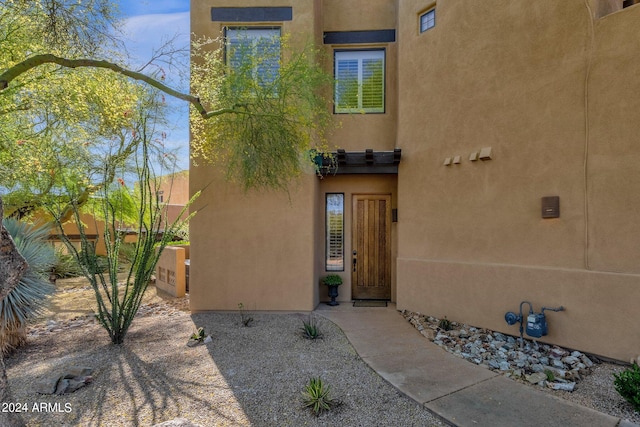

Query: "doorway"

xmin=351 ymin=194 xmax=391 ymax=300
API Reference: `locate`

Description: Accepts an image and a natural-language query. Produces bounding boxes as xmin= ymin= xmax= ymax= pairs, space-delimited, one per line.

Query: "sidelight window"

xmin=326 ymin=193 xmax=344 ymax=271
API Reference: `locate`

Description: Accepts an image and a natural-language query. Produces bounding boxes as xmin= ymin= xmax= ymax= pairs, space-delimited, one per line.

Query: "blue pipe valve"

xmin=504 ymin=311 xmax=521 ymax=326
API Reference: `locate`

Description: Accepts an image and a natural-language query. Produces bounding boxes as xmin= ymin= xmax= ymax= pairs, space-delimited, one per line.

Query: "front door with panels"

xmin=351 ymin=194 xmax=391 ymax=300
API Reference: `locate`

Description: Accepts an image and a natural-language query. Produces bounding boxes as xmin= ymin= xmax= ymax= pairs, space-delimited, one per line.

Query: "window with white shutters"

xmin=326 ymin=194 xmax=344 ymax=271
xmin=334 ymin=50 xmax=385 ymax=113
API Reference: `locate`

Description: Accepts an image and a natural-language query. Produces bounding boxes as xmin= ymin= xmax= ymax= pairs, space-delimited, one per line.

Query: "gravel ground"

xmin=5 ymin=281 xmax=639 ymax=426
xmin=542 ymin=362 xmax=640 ymax=424
xmin=6 ymin=303 xmax=447 ymax=426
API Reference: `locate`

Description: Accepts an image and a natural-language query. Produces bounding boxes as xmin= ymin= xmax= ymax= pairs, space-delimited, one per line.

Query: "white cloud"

xmin=122 ymin=12 xmax=190 ymax=64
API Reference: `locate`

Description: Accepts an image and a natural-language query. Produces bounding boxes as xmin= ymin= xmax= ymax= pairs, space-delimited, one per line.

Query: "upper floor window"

xmin=420 ymin=9 xmax=436 ymax=33
xmin=334 ymin=50 xmax=385 ymax=114
xmin=225 ymin=27 xmax=281 ymax=89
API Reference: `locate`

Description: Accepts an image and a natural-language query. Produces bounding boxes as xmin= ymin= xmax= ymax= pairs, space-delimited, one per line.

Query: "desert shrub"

xmin=438 ymin=316 xmax=452 ymax=331
xmin=50 ymin=249 xmax=84 ymax=279
xmin=1 ymin=219 xmax=55 ymax=354
xmin=238 ymin=303 xmax=253 ymax=327
xmin=117 ymin=242 xmax=137 ymax=263
xmin=51 ymin=142 xmax=196 ymax=345
xmin=614 ymin=363 xmax=640 ymax=412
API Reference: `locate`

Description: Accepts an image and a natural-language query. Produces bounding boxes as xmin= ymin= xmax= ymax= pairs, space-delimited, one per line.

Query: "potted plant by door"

xmin=323 ymin=274 xmax=342 ymax=306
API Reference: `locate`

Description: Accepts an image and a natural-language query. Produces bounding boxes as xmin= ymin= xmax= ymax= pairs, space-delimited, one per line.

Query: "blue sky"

xmin=119 ymin=1 xmax=191 ymax=171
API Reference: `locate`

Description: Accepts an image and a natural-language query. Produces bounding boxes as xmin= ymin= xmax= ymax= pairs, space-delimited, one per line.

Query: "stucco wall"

xmin=191 ymin=0 xmax=318 ymax=48
xmin=587 ymin=4 xmax=640 ymax=272
xmin=156 ymin=245 xmax=187 ymax=298
xmin=189 ymin=172 xmax=319 ymax=312
xmin=397 ymin=259 xmax=640 ymax=362
xmin=190 ymin=0 xmax=322 ymax=312
xmin=189 ymin=0 xmax=640 ymax=360
xmin=156 ymin=171 xmax=189 ymax=205
xmin=322 ymin=0 xmax=398 ymax=152
xmin=396 ymin=0 xmax=640 ymax=361
xmin=57 ymin=213 xmax=136 ymax=256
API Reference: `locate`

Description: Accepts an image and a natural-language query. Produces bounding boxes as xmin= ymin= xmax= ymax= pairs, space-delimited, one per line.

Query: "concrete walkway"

xmin=316 ymin=302 xmax=639 ymax=427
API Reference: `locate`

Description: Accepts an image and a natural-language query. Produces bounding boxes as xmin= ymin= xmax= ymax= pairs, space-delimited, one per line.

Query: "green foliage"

xmin=1 ymin=219 xmax=55 ymax=353
xmin=50 ymin=135 xmax=196 ymax=345
xmin=238 ymin=303 xmax=254 ymax=327
xmin=544 ymin=369 xmax=555 ymax=382
xmin=2 ymin=3 xmax=333 ymax=219
xmin=302 ymin=377 xmax=339 ymax=416
xmin=301 ymin=315 xmax=322 ymax=340
xmin=614 ymin=364 xmax=640 ymax=412
xmin=170 ymin=221 xmax=190 ymax=242
xmin=164 ymin=240 xmax=189 ymax=247
xmin=50 ymin=249 xmax=84 ymax=279
xmin=190 ymin=327 xmax=206 ymax=342
xmin=191 ymin=34 xmax=333 ymax=191
xmin=322 ymin=274 xmax=342 ymax=287
xmin=0 ymin=1 xmax=177 ymax=221
xmin=438 ymin=316 xmax=452 ymax=331
xmin=117 ymin=242 xmax=137 ymax=264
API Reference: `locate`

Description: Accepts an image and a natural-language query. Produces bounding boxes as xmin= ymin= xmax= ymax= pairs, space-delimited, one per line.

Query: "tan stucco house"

xmin=189 ymin=0 xmax=640 ymax=362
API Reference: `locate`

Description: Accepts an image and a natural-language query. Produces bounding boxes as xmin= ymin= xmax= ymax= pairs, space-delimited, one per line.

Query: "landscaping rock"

xmin=36 ymin=366 xmax=94 ymax=395
xmin=35 ymin=377 xmax=60 ymax=395
xmin=551 ymin=382 xmax=576 ymax=392
xmin=402 ymin=311 xmax=595 ymax=392
xmin=526 ymin=372 xmax=547 ymax=384
xmin=55 ymin=379 xmax=70 ymax=395
xmin=420 ymin=329 xmax=436 ymax=340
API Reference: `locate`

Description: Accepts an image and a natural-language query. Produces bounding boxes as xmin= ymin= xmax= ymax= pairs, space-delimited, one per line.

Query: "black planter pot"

xmin=327 ymin=285 xmax=339 ymax=306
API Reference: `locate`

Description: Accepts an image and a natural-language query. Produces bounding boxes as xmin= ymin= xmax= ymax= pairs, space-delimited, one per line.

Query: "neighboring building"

xmin=44 ymin=170 xmax=189 ymax=254
xmin=190 ymin=0 xmax=640 ymax=362
xmin=154 ymin=170 xmax=190 ymax=229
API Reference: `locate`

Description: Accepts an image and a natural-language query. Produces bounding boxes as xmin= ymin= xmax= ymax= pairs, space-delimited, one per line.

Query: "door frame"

xmin=351 ymin=193 xmax=392 ymax=300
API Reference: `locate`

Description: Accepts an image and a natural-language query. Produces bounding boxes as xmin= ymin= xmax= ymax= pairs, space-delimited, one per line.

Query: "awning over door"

xmin=316 ymin=148 xmax=401 ymax=175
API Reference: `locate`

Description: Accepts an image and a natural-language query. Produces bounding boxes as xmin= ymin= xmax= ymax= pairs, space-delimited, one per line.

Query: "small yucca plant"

xmin=301 ymin=315 xmax=322 ymax=340
xmin=1 ymin=219 xmax=55 ymax=354
xmin=302 ymin=377 xmax=339 ymax=416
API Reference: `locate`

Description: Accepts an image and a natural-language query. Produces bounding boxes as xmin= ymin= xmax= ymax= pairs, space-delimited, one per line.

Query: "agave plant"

xmin=301 ymin=314 xmax=322 ymax=340
xmin=1 ymin=219 xmax=55 ymax=354
xmin=302 ymin=377 xmax=339 ymax=416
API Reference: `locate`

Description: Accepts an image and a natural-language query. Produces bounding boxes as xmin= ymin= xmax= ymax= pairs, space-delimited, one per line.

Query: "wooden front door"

xmin=352 ymin=195 xmax=391 ymax=300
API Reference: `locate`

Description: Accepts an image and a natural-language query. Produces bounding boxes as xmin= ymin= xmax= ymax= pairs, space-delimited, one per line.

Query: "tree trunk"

xmin=0 ymin=197 xmax=27 ymax=427
xmin=0 ymin=198 xmax=27 ymax=300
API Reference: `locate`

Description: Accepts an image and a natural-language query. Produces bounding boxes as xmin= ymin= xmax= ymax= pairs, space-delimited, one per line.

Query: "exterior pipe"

xmin=518 ymin=301 xmax=534 ymax=347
